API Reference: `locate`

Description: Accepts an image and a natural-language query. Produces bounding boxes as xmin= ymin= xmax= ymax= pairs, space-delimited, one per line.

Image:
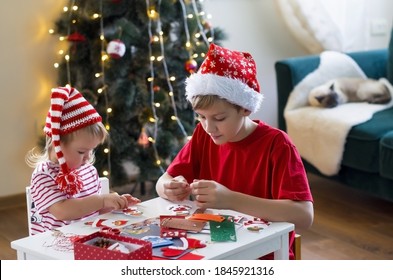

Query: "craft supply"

xmin=167 ymin=204 xmax=192 ymax=215
xmin=42 ymin=229 xmax=83 ymax=252
xmin=188 ymin=213 xmax=225 ymax=222
xmin=141 ymin=236 xmax=174 ymax=248
xmin=112 ymin=206 xmax=143 ymax=216
xmin=161 ymin=217 xmax=206 ymax=232
xmin=100 ymin=226 xmax=121 ymax=235
xmin=243 ymin=217 xmax=270 ymax=232
xmin=209 ymin=215 xmax=237 ymax=242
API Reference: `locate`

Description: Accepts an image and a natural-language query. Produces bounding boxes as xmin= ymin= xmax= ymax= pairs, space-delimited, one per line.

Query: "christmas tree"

xmin=51 ymin=0 xmax=226 ymax=190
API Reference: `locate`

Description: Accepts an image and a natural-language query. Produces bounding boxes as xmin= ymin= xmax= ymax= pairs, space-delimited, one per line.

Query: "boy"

xmin=156 ymin=44 xmax=313 ymax=259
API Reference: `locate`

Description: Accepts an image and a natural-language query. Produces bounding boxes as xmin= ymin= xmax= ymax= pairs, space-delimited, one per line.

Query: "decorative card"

xmin=209 ymin=215 xmax=237 ymax=242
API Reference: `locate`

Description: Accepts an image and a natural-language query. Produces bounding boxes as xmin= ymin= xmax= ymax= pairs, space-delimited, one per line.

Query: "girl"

xmin=26 ymin=86 xmax=140 ymax=235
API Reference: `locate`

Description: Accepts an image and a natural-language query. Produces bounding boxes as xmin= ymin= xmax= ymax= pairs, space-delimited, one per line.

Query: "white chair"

xmin=26 ymin=177 xmax=110 ymax=236
xmin=99 ymin=177 xmax=110 ymax=195
xmin=25 ymin=186 xmax=33 ymax=236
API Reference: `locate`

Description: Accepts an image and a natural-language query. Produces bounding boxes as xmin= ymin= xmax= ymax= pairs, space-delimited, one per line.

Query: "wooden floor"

xmin=1 ymin=173 xmax=393 ymax=260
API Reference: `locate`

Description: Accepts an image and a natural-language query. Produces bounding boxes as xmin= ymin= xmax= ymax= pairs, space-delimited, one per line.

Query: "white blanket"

xmin=284 ymin=51 xmax=393 ymax=176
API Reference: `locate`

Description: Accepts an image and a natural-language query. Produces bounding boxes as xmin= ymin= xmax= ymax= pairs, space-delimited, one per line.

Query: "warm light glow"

xmin=147 ymin=77 xmax=154 ymax=82
xmin=171 ymin=116 xmax=177 ymax=121
xmin=169 ymin=76 xmax=176 ymax=81
xmin=64 ymin=55 xmax=70 ymax=61
xmin=58 ymin=50 xmax=64 ymax=55
xmin=103 ymin=170 xmax=109 ymax=176
xmin=187 ymin=14 xmax=193 ymax=19
xmin=149 ymin=117 xmax=156 ymax=123
xmin=63 ymin=7 xmax=68 ymax=12
xmin=48 ymin=29 xmax=55 ymax=34
xmin=157 ymin=56 xmax=163 ymax=61
xmin=72 ymin=5 xmax=78 ymax=11
xmin=185 ymin=41 xmax=191 ymax=48
xmin=95 ymin=73 xmax=102 ymax=78
xmin=105 ymin=124 xmax=110 ymax=130
xmin=150 ymin=56 xmax=156 ymax=61
xmin=148 ymin=9 xmax=158 ymax=19
xmin=168 ymin=91 xmax=173 ymax=96
xmin=54 ymin=63 xmax=59 ymax=68
xmin=92 ymin=13 xmax=100 ymax=19
xmin=148 ymin=137 xmax=155 ymax=143
xmin=101 ymin=54 xmax=109 ymax=61
xmin=155 ymin=103 xmax=161 ymax=107
xmin=104 ymin=148 xmax=109 ymax=153
xmin=156 ymin=160 xmax=161 ymax=165
xmin=59 ymin=36 xmax=66 ymax=41
xmin=107 ymin=108 xmax=112 ymax=113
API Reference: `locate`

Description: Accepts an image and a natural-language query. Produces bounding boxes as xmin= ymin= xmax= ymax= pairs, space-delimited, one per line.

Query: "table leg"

xmin=16 ymin=250 xmax=27 ymax=260
xmin=274 ymin=233 xmax=289 ymax=260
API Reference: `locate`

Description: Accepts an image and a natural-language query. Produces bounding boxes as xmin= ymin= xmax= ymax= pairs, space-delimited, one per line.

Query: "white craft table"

xmin=11 ymin=197 xmax=294 ymax=260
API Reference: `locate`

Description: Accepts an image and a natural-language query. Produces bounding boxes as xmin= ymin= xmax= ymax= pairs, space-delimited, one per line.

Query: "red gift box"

xmin=74 ymin=231 xmax=152 ymax=260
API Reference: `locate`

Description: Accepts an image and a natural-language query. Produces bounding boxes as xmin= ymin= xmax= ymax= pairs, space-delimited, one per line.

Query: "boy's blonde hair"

xmin=26 ymin=122 xmax=108 ymax=168
xmin=190 ymin=94 xmax=242 ymax=111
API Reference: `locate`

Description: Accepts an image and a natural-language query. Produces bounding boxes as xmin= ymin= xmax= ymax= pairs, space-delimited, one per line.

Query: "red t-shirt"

xmin=167 ymin=120 xmax=313 ymax=259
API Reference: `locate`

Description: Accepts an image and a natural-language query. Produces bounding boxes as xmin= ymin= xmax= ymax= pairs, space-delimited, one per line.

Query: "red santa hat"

xmin=185 ymin=43 xmax=263 ymax=113
xmin=44 ymin=86 xmax=102 ymax=196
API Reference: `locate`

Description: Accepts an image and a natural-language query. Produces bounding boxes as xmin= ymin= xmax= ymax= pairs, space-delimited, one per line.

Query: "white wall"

xmin=0 ymin=1 xmax=63 ymax=197
xmin=0 ymin=0 xmax=392 ymax=197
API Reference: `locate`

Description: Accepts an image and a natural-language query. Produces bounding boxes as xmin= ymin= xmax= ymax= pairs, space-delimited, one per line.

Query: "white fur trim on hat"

xmin=185 ymin=73 xmax=264 ymax=113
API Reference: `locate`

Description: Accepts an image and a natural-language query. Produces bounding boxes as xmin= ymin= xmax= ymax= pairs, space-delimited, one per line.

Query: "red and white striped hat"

xmin=44 ymin=86 xmax=102 ymax=196
xmin=185 ymin=43 xmax=263 ymax=113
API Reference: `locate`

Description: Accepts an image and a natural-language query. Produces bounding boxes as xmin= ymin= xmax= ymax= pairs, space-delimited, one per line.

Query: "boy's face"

xmin=195 ymin=98 xmax=251 ymax=145
xmin=60 ymin=130 xmax=101 ymax=170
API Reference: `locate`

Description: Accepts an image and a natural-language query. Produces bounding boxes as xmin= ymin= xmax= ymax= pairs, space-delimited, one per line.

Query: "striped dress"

xmin=30 ymin=161 xmax=102 ymax=235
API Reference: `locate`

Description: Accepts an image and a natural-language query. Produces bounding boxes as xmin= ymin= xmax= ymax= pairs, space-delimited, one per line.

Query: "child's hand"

xmin=190 ymin=179 xmax=232 ymax=209
xmin=102 ymin=193 xmax=129 ymax=211
xmin=163 ymin=175 xmax=191 ymax=202
xmin=121 ymin=194 xmax=141 ymax=206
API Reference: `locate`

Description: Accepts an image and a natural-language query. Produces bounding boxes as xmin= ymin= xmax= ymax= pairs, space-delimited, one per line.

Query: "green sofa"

xmin=275 ymin=49 xmax=393 ymax=203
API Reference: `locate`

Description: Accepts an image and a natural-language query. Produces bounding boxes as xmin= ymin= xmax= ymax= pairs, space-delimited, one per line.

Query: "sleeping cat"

xmin=308 ymin=77 xmax=391 ymax=108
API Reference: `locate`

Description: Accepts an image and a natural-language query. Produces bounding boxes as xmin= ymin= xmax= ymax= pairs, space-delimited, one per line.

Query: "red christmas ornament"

xmin=107 ymin=39 xmax=126 ymax=59
xmin=67 ymin=32 xmax=86 ymax=42
xmin=185 ymin=58 xmax=198 ymax=74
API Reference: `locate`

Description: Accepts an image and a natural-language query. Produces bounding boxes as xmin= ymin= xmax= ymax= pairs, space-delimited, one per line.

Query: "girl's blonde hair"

xmin=26 ymin=122 xmax=108 ymax=168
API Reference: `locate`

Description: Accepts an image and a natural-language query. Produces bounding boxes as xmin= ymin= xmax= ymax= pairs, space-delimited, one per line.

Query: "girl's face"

xmin=60 ymin=130 xmax=101 ymax=170
xmin=195 ymin=99 xmax=253 ymax=145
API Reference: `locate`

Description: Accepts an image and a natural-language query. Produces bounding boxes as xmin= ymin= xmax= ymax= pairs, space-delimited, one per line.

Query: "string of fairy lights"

xmin=50 ymin=0 xmax=215 ymax=180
